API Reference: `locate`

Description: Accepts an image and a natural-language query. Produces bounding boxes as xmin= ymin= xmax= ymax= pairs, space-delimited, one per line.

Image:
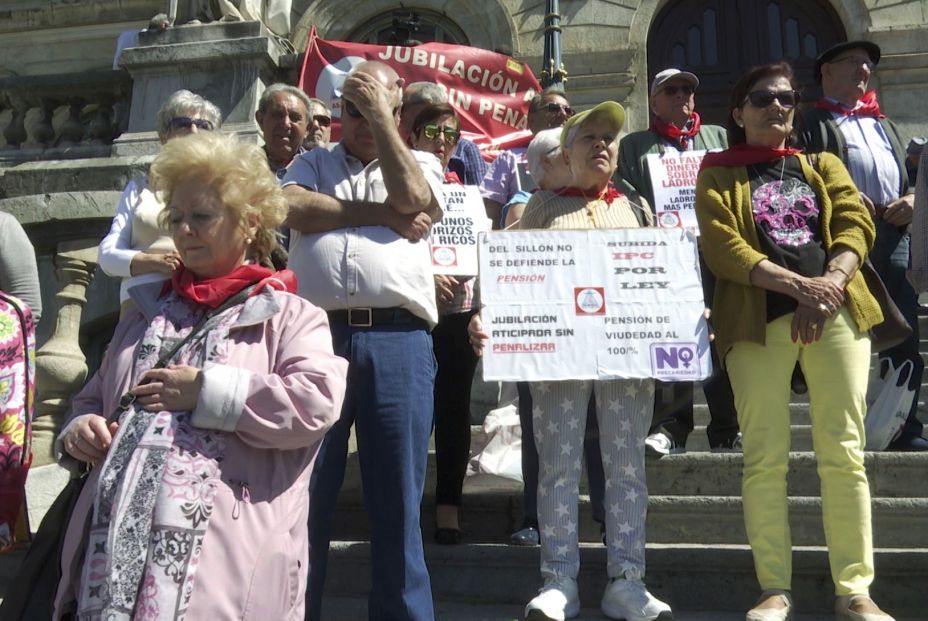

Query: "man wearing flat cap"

xmin=617 ymin=68 xmax=739 ymax=459
xmin=801 ymin=40 xmax=928 ymax=451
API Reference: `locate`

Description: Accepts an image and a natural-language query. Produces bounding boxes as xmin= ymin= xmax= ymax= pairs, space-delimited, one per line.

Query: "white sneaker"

xmin=601 ymin=575 xmax=673 ymax=621
xmin=645 ymin=432 xmax=685 ymax=457
xmin=524 ymin=575 xmax=580 ymax=620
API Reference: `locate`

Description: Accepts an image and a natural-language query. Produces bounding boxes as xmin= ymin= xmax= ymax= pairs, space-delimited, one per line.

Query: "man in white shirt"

xmin=802 ymin=40 xmax=927 ymax=451
xmin=282 ymin=60 xmax=444 ymax=620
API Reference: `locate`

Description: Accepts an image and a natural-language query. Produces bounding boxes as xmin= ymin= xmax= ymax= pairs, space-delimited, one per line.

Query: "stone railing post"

xmin=31 ymin=240 xmax=98 ymax=466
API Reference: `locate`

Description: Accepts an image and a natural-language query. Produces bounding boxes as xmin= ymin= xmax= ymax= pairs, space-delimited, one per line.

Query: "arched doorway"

xmin=346 ymin=9 xmax=469 ymax=45
xmin=647 ymin=0 xmax=847 ymax=124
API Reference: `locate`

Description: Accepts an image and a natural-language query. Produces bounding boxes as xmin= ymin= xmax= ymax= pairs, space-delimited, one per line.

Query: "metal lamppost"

xmin=540 ymin=0 xmax=567 ymax=90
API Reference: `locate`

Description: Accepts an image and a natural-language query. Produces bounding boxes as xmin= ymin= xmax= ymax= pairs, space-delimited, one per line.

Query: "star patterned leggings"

xmin=530 ymin=378 xmax=653 ymax=581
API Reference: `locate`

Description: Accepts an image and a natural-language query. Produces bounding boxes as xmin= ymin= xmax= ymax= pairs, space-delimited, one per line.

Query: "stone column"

xmin=31 ymin=240 xmax=98 ymax=466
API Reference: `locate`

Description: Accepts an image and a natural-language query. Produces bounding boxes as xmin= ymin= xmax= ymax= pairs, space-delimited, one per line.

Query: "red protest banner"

xmin=298 ymin=28 xmax=540 ymax=153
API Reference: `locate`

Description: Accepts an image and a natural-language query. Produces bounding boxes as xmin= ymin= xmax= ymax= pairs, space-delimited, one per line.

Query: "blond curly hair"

xmin=149 ymin=132 xmax=287 ymax=267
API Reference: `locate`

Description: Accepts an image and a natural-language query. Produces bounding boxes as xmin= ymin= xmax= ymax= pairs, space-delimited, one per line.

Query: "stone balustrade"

xmin=0 ymin=69 xmax=131 ymax=162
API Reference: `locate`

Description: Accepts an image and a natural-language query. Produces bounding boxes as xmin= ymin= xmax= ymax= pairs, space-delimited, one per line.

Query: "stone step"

xmin=321 ymin=541 xmax=925 ymax=616
xmin=342 ymin=451 xmax=928 ymax=499
xmin=320 ymin=596 xmax=923 ymax=621
xmin=688 ymin=424 xmax=812 ymax=451
xmin=331 ymin=482 xmax=928 ymax=548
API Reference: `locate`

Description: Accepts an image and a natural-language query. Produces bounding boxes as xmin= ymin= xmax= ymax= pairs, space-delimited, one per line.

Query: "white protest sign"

xmin=646 ymin=150 xmax=705 ymax=231
xmin=479 ymin=228 xmax=711 ymax=382
xmin=430 ymin=184 xmax=491 ymax=276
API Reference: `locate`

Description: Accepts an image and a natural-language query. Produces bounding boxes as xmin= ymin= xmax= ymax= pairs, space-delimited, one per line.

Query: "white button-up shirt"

xmin=282 ymin=143 xmax=444 ymax=327
xmin=825 ymin=100 xmax=901 ymax=206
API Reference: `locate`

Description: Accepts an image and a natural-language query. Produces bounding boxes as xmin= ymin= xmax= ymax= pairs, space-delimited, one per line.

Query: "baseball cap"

xmin=650 ymin=69 xmax=699 ymax=97
xmin=560 ymin=101 xmax=626 ymax=149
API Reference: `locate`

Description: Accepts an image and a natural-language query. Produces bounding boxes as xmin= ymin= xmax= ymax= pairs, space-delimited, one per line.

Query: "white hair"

xmin=526 ymin=128 xmax=562 ymax=186
xmin=258 ymin=83 xmax=312 ymax=115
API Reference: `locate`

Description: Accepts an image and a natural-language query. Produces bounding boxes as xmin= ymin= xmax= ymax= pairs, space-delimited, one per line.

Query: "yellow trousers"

xmin=726 ymin=308 xmax=874 ymax=596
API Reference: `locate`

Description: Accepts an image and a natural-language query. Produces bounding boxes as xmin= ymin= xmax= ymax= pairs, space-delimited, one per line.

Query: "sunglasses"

xmin=419 ymin=124 xmax=461 ymax=144
xmin=534 ymin=102 xmax=574 ymax=116
xmin=170 ymin=116 xmax=213 ymax=131
xmin=343 ymin=99 xmax=400 ymax=119
xmin=744 ymin=89 xmax=801 ymax=109
xmin=312 ymin=114 xmax=331 ymax=127
xmin=661 ymin=84 xmax=695 ymax=97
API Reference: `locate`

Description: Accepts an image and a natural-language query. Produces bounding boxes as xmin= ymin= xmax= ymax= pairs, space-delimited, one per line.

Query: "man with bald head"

xmin=283 ymin=60 xmax=444 ymax=620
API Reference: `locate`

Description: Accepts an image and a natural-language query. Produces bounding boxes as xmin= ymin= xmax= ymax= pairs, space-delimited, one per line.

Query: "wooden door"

xmin=647 ymin=0 xmax=847 ymax=125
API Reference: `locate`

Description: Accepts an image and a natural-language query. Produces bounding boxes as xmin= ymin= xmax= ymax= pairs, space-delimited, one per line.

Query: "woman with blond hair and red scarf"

xmin=696 ymin=61 xmax=893 ymax=621
xmin=52 ymin=132 xmax=347 ymax=620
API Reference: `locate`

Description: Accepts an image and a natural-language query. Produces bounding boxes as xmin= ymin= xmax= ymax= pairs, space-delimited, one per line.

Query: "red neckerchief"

xmin=651 ymin=112 xmax=702 ymax=150
xmin=815 ymin=90 xmax=885 ymax=119
xmin=170 ymin=263 xmax=297 ymax=308
xmin=444 ymin=170 xmax=463 ymax=185
xmin=555 ymin=182 xmax=624 ymax=205
xmin=700 ymin=143 xmax=803 ymax=170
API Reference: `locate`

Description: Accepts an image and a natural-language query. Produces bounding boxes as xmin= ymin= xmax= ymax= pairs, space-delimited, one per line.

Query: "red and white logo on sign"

xmin=657 ymin=211 xmax=682 ymax=229
xmin=574 ymin=287 xmax=605 ymax=315
xmin=432 ymin=246 xmax=458 ymax=267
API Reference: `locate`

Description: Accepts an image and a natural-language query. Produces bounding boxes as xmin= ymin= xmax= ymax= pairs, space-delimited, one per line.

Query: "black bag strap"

xmin=107 ymin=284 xmax=256 ymax=423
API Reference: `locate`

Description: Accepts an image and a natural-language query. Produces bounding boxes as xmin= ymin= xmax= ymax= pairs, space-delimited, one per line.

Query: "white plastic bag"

xmin=467 ymin=394 xmax=523 ymax=483
xmin=865 ymin=358 xmax=915 ymax=450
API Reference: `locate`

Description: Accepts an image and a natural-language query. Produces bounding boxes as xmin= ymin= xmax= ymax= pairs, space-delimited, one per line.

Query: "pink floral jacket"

xmin=53 ymin=283 xmax=347 ymax=620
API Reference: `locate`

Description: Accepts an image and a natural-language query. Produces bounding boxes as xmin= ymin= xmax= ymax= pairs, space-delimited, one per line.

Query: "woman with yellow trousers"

xmin=695 ymin=61 xmax=894 ymax=621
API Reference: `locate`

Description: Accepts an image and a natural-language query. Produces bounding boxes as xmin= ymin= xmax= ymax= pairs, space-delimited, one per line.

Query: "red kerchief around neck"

xmin=171 ymin=263 xmax=297 ymax=308
xmin=556 ymin=183 xmax=624 ymax=205
xmin=815 ymin=90 xmax=885 ymax=119
xmin=700 ymin=143 xmax=803 ymax=170
xmin=651 ymin=112 xmax=702 ymax=150
xmin=444 ymin=170 xmax=463 ymax=185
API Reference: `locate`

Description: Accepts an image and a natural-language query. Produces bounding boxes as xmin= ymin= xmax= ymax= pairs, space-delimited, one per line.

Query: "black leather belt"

xmin=327 ymin=307 xmax=428 ymax=328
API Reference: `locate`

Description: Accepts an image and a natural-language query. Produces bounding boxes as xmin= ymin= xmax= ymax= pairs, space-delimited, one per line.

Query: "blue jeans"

xmin=306 ymin=323 xmax=436 ymax=621
xmin=870 ymin=220 xmax=924 ymax=438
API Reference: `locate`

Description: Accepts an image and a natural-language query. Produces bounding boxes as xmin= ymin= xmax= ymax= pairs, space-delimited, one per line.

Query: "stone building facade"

xmin=0 ymin=0 xmax=927 ymax=464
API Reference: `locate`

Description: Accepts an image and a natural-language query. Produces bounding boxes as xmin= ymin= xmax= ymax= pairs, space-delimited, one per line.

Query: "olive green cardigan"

xmin=695 ymin=151 xmax=883 ymax=363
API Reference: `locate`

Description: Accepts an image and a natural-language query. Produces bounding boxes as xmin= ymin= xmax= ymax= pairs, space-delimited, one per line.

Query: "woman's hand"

xmin=130 ymin=251 xmax=181 ymax=276
xmin=61 ymin=414 xmax=119 ymax=464
xmin=132 ymin=365 xmax=203 ymax=411
xmin=467 ymin=313 xmax=488 ymax=357
xmin=791 ymin=304 xmax=828 ymax=344
xmin=792 ymin=276 xmax=844 ymax=315
xmin=435 ymin=275 xmax=459 ymax=308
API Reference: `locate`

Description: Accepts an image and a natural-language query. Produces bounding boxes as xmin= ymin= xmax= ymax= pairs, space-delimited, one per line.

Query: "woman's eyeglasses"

xmin=343 ymin=99 xmax=400 ymax=119
xmin=170 ymin=117 xmax=214 ymax=131
xmin=744 ymin=89 xmax=801 ymax=109
xmin=420 ymin=124 xmax=461 ymax=144
xmin=534 ymin=102 xmax=574 ymax=116
xmin=661 ymin=84 xmax=695 ymax=97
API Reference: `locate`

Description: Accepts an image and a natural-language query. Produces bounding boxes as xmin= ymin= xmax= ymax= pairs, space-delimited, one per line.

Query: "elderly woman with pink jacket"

xmin=53 ymin=132 xmax=348 ymax=620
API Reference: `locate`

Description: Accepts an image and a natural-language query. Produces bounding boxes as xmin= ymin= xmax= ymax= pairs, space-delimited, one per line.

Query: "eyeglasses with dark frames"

xmin=661 ymin=84 xmax=695 ymax=97
xmin=419 ymin=124 xmax=461 ymax=144
xmin=312 ymin=114 xmax=332 ymax=127
xmin=169 ymin=116 xmax=214 ymax=131
xmin=744 ymin=89 xmax=801 ymax=109
xmin=533 ymin=102 xmax=574 ymax=117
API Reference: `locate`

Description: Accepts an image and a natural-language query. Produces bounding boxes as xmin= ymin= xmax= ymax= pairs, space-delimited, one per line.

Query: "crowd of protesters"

xmin=4 ymin=35 xmax=922 ymax=621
